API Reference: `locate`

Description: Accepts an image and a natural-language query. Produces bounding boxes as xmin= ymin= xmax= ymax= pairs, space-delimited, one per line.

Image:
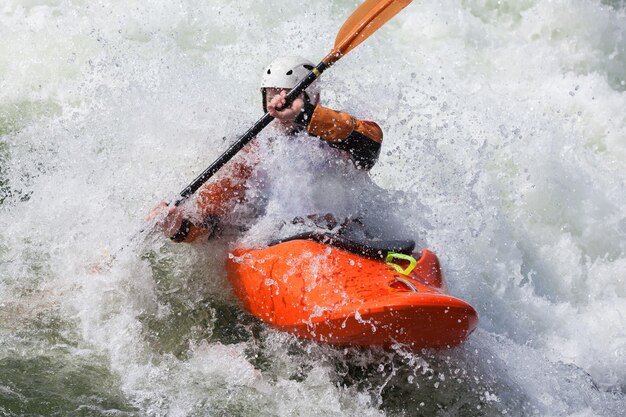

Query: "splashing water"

xmin=1 ymin=0 xmax=625 ymax=416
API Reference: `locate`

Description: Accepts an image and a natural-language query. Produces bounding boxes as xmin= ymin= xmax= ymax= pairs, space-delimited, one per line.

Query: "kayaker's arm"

xmin=156 ymin=142 xmax=258 ymax=243
xmin=296 ymin=103 xmax=383 ymax=170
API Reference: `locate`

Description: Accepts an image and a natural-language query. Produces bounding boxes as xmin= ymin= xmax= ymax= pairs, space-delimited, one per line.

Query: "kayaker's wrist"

xmin=170 ymin=219 xmax=193 ymax=242
xmin=170 ymin=216 xmax=220 ymax=242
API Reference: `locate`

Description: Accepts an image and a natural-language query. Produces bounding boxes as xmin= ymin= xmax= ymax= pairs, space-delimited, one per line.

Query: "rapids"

xmin=1 ymin=0 xmax=625 ymax=416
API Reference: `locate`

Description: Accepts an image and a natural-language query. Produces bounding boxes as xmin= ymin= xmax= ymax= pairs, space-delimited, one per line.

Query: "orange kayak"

xmin=226 ymin=234 xmax=478 ymax=349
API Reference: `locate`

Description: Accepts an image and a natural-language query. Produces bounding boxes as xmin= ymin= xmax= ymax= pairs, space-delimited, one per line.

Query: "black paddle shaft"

xmin=173 ymin=61 xmax=329 ymax=207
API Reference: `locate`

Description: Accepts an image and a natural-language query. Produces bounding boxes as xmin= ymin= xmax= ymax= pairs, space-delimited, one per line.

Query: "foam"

xmin=0 ymin=0 xmax=625 ymax=415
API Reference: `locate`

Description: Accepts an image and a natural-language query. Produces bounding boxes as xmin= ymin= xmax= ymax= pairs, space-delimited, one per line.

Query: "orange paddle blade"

xmin=324 ymin=0 xmax=412 ymax=65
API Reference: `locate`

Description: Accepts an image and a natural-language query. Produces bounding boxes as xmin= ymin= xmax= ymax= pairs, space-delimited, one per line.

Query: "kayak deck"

xmin=225 ymin=239 xmax=478 ymax=349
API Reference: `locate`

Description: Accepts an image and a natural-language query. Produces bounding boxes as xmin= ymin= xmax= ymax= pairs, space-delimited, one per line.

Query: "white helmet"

xmin=261 ymin=56 xmax=320 ymax=111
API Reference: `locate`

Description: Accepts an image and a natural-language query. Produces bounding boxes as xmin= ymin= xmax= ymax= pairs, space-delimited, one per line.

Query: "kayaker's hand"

xmin=147 ymin=201 xmax=184 ymax=238
xmin=267 ymin=90 xmax=304 ymax=121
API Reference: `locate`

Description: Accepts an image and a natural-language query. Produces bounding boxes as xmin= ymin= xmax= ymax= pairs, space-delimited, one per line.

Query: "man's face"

xmin=265 ymin=87 xmax=304 ymax=134
xmin=265 ymin=87 xmax=289 ymax=108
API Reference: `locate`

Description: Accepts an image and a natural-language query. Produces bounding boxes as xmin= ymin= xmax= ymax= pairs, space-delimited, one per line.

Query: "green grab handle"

xmin=385 ymin=252 xmax=417 ymax=276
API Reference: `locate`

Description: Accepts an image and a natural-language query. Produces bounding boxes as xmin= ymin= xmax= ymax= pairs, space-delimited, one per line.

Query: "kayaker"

xmin=150 ymin=56 xmax=384 ymax=242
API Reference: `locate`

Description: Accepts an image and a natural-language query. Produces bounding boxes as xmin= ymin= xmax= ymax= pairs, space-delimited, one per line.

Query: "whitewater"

xmin=1 ymin=0 xmax=625 ymax=416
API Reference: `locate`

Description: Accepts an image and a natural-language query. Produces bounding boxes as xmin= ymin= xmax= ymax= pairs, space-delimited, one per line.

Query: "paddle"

xmin=173 ymin=0 xmax=413 ymax=206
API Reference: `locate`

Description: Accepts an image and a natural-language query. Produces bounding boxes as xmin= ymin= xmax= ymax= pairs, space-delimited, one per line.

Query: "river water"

xmin=1 ymin=0 xmax=625 ymax=416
